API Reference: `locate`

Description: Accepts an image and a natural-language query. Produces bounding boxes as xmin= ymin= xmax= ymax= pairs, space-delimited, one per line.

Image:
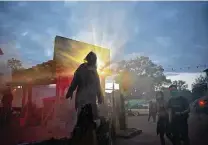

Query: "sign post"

xmin=116 ymin=71 xmax=142 ymax=138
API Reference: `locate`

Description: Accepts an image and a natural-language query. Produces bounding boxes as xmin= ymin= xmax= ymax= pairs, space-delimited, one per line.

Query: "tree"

xmin=7 ymin=58 xmax=24 ymax=72
xmin=192 ymin=75 xmax=207 ymax=88
xmin=191 ymin=75 xmax=207 ymax=101
xmin=172 ymin=80 xmax=188 ymax=90
xmin=115 ymin=56 xmax=171 ymax=97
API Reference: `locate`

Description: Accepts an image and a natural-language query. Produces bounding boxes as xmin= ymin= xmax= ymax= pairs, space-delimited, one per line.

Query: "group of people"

xmin=0 ymin=51 xmax=191 ymax=145
xmin=153 ymin=85 xmax=190 ymax=145
xmin=66 ymin=51 xmax=191 ymax=145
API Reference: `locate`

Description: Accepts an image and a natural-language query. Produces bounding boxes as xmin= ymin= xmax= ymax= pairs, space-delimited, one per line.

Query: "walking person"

xmin=148 ymin=101 xmax=152 ymax=122
xmin=148 ymin=100 xmax=157 ymax=122
xmin=156 ymin=91 xmax=168 ymax=145
xmin=156 ymin=91 xmax=174 ymax=145
xmin=167 ymin=85 xmax=190 ymax=145
xmin=66 ymin=51 xmax=103 ymax=145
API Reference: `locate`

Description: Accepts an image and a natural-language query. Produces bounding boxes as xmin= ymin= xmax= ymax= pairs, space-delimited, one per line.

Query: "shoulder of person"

xmin=75 ymin=63 xmax=87 ymax=73
xmin=78 ymin=63 xmax=87 ymax=70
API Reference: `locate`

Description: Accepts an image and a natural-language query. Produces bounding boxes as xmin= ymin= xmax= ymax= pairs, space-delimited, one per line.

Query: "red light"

xmin=199 ymin=100 xmax=206 ymax=107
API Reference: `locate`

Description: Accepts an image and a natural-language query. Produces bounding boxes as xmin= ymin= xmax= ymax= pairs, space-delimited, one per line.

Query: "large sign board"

xmin=54 ymin=36 xmax=110 ymax=77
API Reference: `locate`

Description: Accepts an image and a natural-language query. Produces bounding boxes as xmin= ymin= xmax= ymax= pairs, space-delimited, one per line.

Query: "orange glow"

xmin=54 ymin=36 xmax=111 ymax=77
xmin=12 ymin=88 xmax=17 ymax=93
xmin=199 ymin=100 xmax=206 ymax=107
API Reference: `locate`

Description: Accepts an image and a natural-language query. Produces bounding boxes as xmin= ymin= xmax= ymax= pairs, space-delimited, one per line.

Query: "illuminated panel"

xmin=54 ymin=36 xmax=111 ymax=77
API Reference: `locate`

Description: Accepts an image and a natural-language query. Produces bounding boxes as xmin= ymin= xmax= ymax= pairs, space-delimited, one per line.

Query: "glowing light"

xmin=12 ymin=89 xmax=17 ymax=93
xmin=199 ymin=100 xmax=206 ymax=107
xmin=97 ymin=58 xmax=106 ymax=74
xmin=48 ymin=84 xmax=56 ymax=88
xmin=55 ymin=36 xmax=111 ymax=77
xmin=105 ymin=83 xmax=119 ymax=90
xmin=59 ymin=49 xmax=109 ymax=75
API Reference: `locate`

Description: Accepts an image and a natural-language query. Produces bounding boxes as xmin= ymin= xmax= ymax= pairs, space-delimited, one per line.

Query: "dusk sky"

xmin=0 ymin=1 xmax=208 ymax=89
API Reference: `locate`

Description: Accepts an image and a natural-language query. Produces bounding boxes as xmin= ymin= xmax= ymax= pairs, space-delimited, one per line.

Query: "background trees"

xmin=115 ymin=56 xmax=171 ymax=98
xmin=172 ymin=80 xmax=188 ymax=90
xmin=7 ymin=58 xmax=24 ymax=72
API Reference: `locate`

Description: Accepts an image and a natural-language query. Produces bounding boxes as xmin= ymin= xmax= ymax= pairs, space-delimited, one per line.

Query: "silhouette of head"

xmin=169 ymin=85 xmax=178 ymax=97
xmin=84 ymin=51 xmax=97 ymax=67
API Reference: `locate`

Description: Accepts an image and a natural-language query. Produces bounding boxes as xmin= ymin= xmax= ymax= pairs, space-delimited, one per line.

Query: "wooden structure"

xmin=8 ymin=36 xmax=111 ymax=127
xmin=7 ymin=60 xmax=56 ymax=126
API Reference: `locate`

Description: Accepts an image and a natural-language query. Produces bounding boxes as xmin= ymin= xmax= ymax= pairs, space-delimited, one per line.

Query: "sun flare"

xmin=54 ymin=36 xmax=111 ymax=76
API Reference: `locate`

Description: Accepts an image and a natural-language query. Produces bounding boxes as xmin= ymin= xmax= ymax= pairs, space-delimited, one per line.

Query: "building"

xmin=203 ymin=68 xmax=208 ymax=76
xmin=203 ymin=68 xmax=208 ymax=87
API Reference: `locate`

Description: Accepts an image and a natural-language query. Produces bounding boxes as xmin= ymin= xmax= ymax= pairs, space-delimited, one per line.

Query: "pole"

xmin=119 ymin=74 xmax=128 ymax=130
xmin=111 ymin=80 xmax=117 ymax=139
xmin=53 ymin=76 xmax=60 ymax=120
xmin=112 ymin=81 xmax=115 ymax=109
xmin=119 ymin=93 xmax=127 ymax=130
xmin=101 ymin=76 xmax=106 ymax=102
xmin=22 ymin=86 xmax=26 ymax=107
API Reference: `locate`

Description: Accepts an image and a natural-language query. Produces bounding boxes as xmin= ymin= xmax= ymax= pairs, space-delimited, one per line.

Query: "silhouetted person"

xmin=148 ymin=100 xmax=157 ymax=122
xmin=156 ymin=91 xmax=169 ymax=145
xmin=167 ymin=85 xmax=190 ymax=145
xmin=66 ymin=51 xmax=103 ymax=145
xmin=1 ymin=86 xmax=13 ymax=127
xmin=66 ymin=51 xmax=103 ymax=119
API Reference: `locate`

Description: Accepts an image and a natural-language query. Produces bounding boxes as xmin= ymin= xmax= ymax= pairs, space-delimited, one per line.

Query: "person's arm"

xmin=182 ymin=98 xmax=190 ymax=115
xmin=167 ymin=99 xmax=172 ymax=122
xmin=66 ymin=71 xmax=79 ymax=99
xmin=156 ymin=102 xmax=159 ymax=114
xmin=96 ymin=72 xmax=103 ymax=104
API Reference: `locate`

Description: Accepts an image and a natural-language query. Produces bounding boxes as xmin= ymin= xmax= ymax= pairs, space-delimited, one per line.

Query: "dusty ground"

xmin=117 ymin=113 xmax=208 ymax=145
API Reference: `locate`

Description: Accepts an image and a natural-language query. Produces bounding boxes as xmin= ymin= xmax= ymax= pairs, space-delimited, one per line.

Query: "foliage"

xmin=192 ymin=75 xmax=207 ymax=89
xmin=115 ymin=56 xmax=172 ymax=96
xmin=191 ymin=75 xmax=207 ymax=100
xmin=171 ymin=80 xmax=191 ymax=102
xmin=7 ymin=58 xmax=24 ymax=72
xmin=179 ymin=89 xmax=192 ymax=102
xmin=172 ymin=80 xmax=188 ymax=90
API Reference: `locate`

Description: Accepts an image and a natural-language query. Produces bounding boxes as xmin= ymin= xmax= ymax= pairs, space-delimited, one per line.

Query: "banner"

xmin=53 ymin=36 xmax=110 ymax=77
xmin=52 ymin=36 xmax=111 ymax=137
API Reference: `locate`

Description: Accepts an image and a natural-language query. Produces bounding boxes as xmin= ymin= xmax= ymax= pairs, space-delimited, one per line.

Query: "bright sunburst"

xmin=54 ymin=36 xmax=111 ymax=76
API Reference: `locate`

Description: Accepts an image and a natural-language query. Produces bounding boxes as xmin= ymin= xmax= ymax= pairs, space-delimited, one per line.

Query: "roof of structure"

xmin=10 ymin=60 xmax=55 ymax=85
